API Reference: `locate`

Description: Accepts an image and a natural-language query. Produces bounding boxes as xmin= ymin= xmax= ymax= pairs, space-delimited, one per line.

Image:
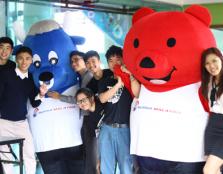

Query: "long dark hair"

xmin=201 ymin=47 xmax=223 ymax=100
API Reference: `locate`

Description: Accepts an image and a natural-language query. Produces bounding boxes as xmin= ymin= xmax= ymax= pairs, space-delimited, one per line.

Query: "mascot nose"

xmin=140 ymin=57 xmax=155 ymax=68
xmin=39 ymin=72 xmax=53 ymax=83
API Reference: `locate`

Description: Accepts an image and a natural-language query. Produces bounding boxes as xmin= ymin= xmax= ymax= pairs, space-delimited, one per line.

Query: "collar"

xmin=15 ymin=68 xmax=29 ymax=79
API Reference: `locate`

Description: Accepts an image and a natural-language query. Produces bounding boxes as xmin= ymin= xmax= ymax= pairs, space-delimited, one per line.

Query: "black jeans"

xmin=37 ymin=145 xmax=84 ymax=174
xmin=137 ymin=156 xmax=205 ymax=174
xmin=81 ymin=118 xmax=98 ymax=174
xmin=0 ymin=162 xmax=3 ymax=174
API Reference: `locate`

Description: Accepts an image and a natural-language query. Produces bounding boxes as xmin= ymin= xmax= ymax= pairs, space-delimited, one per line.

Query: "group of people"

xmin=0 ymin=35 xmax=223 ymax=174
xmin=47 ymin=46 xmax=140 ymax=174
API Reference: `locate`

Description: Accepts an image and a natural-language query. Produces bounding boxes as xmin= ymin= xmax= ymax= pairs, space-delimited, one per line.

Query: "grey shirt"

xmin=60 ymin=70 xmax=93 ymax=104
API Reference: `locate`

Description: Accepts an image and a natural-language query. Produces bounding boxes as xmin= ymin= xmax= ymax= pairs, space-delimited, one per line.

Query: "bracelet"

xmin=130 ymin=74 xmax=135 ymax=81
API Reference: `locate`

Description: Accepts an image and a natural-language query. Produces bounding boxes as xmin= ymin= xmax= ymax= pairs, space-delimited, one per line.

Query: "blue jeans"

xmin=99 ymin=124 xmax=133 ymax=174
xmin=137 ymin=156 xmax=205 ymax=174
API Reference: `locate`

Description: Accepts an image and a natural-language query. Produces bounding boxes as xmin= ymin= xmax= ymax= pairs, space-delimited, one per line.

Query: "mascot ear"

xmin=185 ymin=5 xmax=211 ymax=26
xmin=12 ymin=45 xmax=23 ymax=55
xmin=70 ymin=36 xmax=85 ymax=45
xmin=132 ymin=7 xmax=155 ymax=24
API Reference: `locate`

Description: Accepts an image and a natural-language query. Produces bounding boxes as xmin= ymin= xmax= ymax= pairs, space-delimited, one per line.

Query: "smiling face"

xmin=123 ymin=8 xmax=216 ymax=92
xmin=16 ymin=52 xmax=32 ymax=73
xmin=205 ymin=53 xmax=222 ymax=79
xmin=107 ymin=55 xmax=123 ymax=72
xmin=85 ymin=56 xmax=101 ymax=74
xmin=71 ymin=55 xmax=86 ymax=73
xmin=25 ymin=29 xmax=79 ymax=91
xmin=76 ymin=93 xmax=92 ymax=111
xmin=0 ymin=43 xmax=13 ymax=64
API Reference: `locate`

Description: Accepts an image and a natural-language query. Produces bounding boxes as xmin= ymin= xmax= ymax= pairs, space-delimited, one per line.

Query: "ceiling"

xmin=155 ymin=0 xmax=223 ymax=5
xmin=8 ymin=0 xmax=223 ymax=14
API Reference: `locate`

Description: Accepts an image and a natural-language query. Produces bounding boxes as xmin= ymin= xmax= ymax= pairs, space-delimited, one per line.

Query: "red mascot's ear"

xmin=132 ymin=7 xmax=155 ymax=24
xmin=185 ymin=5 xmax=211 ymax=26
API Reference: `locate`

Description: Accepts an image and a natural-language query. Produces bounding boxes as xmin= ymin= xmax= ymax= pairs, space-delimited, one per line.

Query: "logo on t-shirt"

xmin=107 ymin=86 xmax=123 ymax=104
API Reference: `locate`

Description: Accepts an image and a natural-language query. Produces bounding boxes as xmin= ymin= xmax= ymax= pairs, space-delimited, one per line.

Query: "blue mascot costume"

xmin=16 ymin=20 xmax=85 ymax=174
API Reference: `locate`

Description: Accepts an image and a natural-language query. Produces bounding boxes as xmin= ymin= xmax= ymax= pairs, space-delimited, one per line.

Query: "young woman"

xmin=201 ymin=47 xmax=223 ymax=174
xmin=75 ymin=88 xmax=104 ymax=174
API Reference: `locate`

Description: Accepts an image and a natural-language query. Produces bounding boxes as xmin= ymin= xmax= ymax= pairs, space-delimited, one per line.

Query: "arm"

xmin=29 ymin=80 xmax=42 ymax=108
xmin=129 ymin=74 xmax=141 ymax=98
xmin=29 ymin=77 xmax=48 ymax=108
xmin=121 ymin=65 xmax=141 ymax=98
xmin=99 ymin=76 xmax=123 ymax=103
xmin=0 ymin=72 xmax=5 ymax=100
xmin=47 ymin=91 xmax=75 ymax=104
xmin=198 ymin=87 xmax=209 ymax=113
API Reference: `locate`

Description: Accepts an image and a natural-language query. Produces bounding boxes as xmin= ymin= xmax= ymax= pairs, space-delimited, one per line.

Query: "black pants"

xmin=0 ymin=162 xmax=3 ymax=174
xmin=81 ymin=118 xmax=98 ymax=174
xmin=37 ymin=145 xmax=84 ymax=174
xmin=137 ymin=156 xmax=205 ymax=174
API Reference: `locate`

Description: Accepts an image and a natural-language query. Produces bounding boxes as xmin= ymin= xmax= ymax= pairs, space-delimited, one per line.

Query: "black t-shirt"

xmin=0 ymin=60 xmax=16 ymax=72
xmin=84 ymin=98 xmax=104 ymax=137
xmin=98 ymin=74 xmax=132 ymax=124
xmin=86 ymin=69 xmax=113 ymax=95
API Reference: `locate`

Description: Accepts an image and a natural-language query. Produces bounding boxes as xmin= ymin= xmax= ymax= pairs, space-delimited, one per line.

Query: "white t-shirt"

xmin=27 ymin=85 xmax=83 ymax=152
xmin=130 ymin=83 xmax=208 ymax=162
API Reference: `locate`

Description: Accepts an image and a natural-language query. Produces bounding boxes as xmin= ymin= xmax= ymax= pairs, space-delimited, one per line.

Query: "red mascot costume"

xmin=123 ymin=5 xmax=216 ymax=174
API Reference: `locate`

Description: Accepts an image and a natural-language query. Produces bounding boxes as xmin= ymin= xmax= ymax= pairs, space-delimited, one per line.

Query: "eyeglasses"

xmin=76 ymin=97 xmax=89 ymax=105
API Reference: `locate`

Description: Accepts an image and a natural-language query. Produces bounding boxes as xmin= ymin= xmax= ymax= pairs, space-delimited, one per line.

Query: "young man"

xmin=0 ymin=37 xmax=15 ymax=71
xmin=47 ymin=50 xmax=93 ymax=103
xmin=0 ymin=46 xmax=48 ymax=174
xmin=85 ymin=50 xmax=113 ymax=95
xmin=98 ymin=45 xmax=134 ymax=174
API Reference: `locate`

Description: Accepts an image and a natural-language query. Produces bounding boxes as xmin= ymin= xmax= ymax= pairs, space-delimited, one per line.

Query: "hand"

xmin=39 ymin=84 xmax=48 ymax=97
xmin=96 ymin=159 xmax=100 ymax=174
xmin=117 ymin=76 xmax=124 ymax=88
xmin=121 ymin=65 xmax=131 ymax=75
xmin=47 ymin=91 xmax=61 ymax=99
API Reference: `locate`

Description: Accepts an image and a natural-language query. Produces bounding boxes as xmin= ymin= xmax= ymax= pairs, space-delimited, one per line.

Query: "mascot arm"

xmin=113 ymin=65 xmax=140 ymax=98
xmin=198 ymin=87 xmax=210 ymax=113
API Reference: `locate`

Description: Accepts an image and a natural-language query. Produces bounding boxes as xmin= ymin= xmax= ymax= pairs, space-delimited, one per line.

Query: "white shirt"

xmin=130 ymin=83 xmax=208 ymax=162
xmin=15 ymin=68 xmax=28 ymax=79
xmin=27 ymin=85 xmax=83 ymax=152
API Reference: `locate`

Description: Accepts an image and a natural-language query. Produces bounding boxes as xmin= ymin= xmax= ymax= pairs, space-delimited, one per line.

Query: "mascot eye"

xmin=133 ymin=38 xmax=139 ymax=48
xmin=48 ymin=51 xmax=58 ymax=65
xmin=33 ymin=54 xmax=41 ymax=68
xmin=167 ymin=38 xmax=176 ymax=47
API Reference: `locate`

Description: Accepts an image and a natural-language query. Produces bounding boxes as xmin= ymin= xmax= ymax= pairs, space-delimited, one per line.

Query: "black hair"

xmin=70 ymin=50 xmax=85 ymax=59
xmin=69 ymin=50 xmax=85 ymax=64
xmin=105 ymin=45 xmax=122 ymax=61
xmin=16 ymin=46 xmax=33 ymax=57
xmin=0 ymin=37 xmax=14 ymax=48
xmin=84 ymin=50 xmax=100 ymax=62
xmin=75 ymin=87 xmax=94 ymax=101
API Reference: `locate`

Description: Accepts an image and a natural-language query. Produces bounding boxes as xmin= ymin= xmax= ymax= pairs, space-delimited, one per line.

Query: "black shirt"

xmin=98 ymin=74 xmax=132 ymax=124
xmin=0 ymin=60 xmax=16 ymax=72
xmin=86 ymin=69 xmax=113 ymax=95
xmin=0 ymin=69 xmax=41 ymax=121
xmin=84 ymin=98 xmax=104 ymax=137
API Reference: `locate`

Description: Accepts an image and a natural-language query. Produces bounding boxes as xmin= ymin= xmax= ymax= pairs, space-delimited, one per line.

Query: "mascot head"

xmin=123 ymin=5 xmax=216 ymax=92
xmin=14 ymin=20 xmax=85 ymax=92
